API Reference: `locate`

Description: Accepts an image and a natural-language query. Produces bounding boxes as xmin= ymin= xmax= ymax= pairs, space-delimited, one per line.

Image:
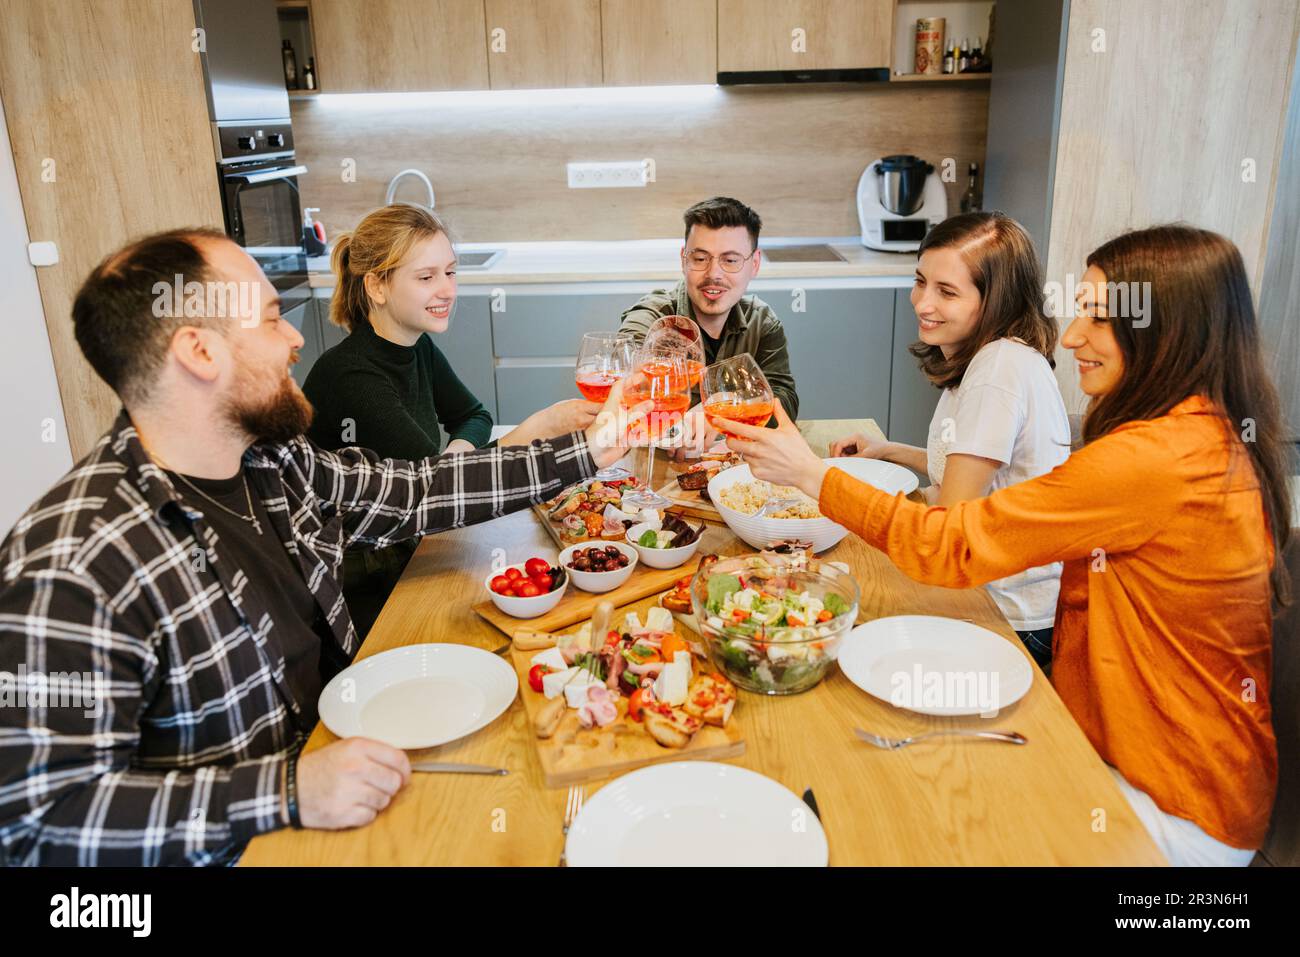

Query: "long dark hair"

xmin=1084 ymin=224 xmax=1293 ymax=607
xmin=909 ymin=211 xmax=1058 ymax=390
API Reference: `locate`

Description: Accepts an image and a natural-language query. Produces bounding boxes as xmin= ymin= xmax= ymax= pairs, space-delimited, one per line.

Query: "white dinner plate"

xmin=837 ymin=616 xmax=1033 ymax=716
xmin=318 ymin=643 xmax=517 ymax=749
xmin=565 ymin=761 xmax=828 ymax=866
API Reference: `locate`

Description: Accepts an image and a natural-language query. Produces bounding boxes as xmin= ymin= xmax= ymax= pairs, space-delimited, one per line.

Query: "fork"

xmin=754 ymin=496 xmax=802 ymax=518
xmin=854 ymin=727 xmax=1027 ymax=750
xmin=558 ymin=785 xmax=585 ymax=867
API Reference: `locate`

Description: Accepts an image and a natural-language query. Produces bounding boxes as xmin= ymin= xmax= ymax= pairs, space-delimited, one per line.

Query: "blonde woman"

xmin=303 ymin=204 xmax=597 ymax=633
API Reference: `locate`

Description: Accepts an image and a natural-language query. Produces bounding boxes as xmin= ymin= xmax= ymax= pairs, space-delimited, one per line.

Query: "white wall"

xmin=0 ymin=93 xmax=73 ymax=537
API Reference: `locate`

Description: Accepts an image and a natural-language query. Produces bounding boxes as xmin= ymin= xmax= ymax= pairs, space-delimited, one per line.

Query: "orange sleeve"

xmin=819 ymin=427 xmax=1184 ymax=589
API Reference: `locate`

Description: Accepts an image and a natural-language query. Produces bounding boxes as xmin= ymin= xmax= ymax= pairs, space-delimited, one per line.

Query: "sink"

xmin=760 ymin=243 xmax=846 ymax=263
xmin=457 ymin=249 xmax=503 ymax=270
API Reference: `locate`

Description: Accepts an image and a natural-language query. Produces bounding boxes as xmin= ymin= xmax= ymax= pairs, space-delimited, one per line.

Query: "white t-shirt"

xmin=925 ymin=338 xmax=1071 ymax=630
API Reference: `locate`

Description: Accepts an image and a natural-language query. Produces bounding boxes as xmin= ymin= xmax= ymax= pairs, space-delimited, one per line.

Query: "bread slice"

xmin=683 ymin=673 xmax=737 ymax=727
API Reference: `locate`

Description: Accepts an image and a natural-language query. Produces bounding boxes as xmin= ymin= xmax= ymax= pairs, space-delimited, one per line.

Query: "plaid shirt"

xmin=0 ymin=411 xmax=594 ymax=865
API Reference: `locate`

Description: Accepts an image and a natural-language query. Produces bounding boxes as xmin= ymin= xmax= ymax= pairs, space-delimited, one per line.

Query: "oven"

xmin=215 ymin=120 xmax=310 ymax=312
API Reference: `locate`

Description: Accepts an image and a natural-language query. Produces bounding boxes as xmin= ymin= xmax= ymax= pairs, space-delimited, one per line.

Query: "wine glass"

xmin=701 ymin=354 xmax=776 ymax=439
xmin=575 ymin=331 xmax=636 ymax=481
xmin=619 ymin=352 xmax=689 ymax=511
xmin=575 ymin=332 xmax=634 ymax=402
xmin=644 ymin=315 xmax=705 ymax=390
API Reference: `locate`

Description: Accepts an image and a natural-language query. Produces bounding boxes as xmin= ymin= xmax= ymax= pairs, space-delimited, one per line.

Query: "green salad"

xmin=702 ymin=570 xmax=854 ymax=693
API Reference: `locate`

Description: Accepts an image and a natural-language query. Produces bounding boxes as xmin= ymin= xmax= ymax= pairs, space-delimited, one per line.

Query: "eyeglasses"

xmin=682 ymin=249 xmax=756 ymax=273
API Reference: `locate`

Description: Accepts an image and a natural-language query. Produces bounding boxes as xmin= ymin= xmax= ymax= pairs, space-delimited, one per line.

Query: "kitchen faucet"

xmin=385 ymin=169 xmax=435 ymax=210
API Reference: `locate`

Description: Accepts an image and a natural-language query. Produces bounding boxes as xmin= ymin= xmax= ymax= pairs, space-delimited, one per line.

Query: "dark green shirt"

xmin=303 ymin=323 xmax=493 ymax=459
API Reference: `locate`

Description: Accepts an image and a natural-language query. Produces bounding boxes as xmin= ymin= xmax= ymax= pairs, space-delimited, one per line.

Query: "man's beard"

xmin=225 ymin=364 xmax=314 ymax=444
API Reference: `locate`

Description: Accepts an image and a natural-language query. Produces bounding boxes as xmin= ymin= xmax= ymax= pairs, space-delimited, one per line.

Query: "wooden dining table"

xmin=241 ymin=421 xmax=1166 ymax=866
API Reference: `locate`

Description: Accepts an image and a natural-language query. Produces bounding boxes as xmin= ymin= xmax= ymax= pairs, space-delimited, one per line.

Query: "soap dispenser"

xmin=302 ymin=208 xmax=327 ymax=255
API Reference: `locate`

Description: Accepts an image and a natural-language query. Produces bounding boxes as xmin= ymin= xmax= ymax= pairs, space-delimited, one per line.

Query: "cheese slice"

xmin=652 ymin=656 xmax=690 ymax=706
xmin=644 ymin=606 xmax=673 ymax=634
xmin=530 ymin=647 xmax=568 ymax=672
xmin=542 ymin=666 xmax=581 ymax=699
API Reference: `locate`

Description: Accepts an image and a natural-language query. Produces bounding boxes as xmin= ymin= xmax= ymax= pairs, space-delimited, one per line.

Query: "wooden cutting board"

xmin=509 ymin=594 xmax=745 ymax=788
xmin=473 ymin=558 xmax=700 ymax=636
xmin=655 ymin=480 xmax=724 ymax=524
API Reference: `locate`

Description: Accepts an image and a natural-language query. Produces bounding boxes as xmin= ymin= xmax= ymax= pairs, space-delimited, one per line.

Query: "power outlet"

xmin=566 ymin=160 xmax=650 ymax=189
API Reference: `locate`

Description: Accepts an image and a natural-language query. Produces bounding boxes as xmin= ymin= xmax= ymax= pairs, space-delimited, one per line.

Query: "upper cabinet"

xmin=600 ymin=0 xmax=717 ymax=86
xmin=484 ymin=0 xmax=603 ymax=89
xmin=717 ymin=0 xmax=892 ymax=73
xmin=310 ymin=0 xmax=489 ymax=92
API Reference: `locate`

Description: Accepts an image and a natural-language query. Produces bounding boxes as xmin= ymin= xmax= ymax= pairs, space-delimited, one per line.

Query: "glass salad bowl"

xmin=689 ymin=554 xmax=860 ymax=695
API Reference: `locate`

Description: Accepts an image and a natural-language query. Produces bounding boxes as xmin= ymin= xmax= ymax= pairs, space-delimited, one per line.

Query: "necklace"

xmin=136 ymin=433 xmax=264 ymax=536
xmin=170 ymin=470 xmax=264 ymax=536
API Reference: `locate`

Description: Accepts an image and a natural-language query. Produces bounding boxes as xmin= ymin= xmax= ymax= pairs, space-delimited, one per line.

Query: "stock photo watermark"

xmin=151 ymin=274 xmax=262 ymax=327
xmin=0 ymin=664 xmax=106 ymax=719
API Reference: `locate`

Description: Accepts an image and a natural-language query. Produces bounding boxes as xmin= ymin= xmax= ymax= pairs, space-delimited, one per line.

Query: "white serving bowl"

xmin=483 ymin=561 xmax=567 ymax=619
xmin=707 ymin=458 xmax=920 ymax=553
xmin=559 ymin=541 xmax=639 ymax=593
xmin=625 ymin=521 xmax=702 ymax=569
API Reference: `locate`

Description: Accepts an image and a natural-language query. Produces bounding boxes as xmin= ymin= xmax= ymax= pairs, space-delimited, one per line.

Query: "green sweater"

xmin=303 ymin=323 xmax=493 ymax=459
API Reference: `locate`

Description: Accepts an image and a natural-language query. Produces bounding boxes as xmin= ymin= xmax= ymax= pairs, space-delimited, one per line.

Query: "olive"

xmin=615 ymin=554 xmax=630 ymax=567
xmin=574 ymin=557 xmax=591 ymax=571
xmin=605 ymin=546 xmax=620 ymax=557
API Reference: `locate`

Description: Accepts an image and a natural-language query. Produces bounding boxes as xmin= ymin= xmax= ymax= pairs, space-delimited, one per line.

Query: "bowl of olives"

xmin=558 ymin=541 xmax=638 ymax=593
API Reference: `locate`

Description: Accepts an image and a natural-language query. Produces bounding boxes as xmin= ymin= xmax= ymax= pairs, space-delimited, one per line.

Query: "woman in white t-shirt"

xmin=832 ymin=212 xmax=1071 ymax=671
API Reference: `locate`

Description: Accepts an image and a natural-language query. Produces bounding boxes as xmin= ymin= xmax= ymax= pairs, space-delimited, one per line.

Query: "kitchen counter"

xmin=306 ymin=237 xmax=918 ymax=289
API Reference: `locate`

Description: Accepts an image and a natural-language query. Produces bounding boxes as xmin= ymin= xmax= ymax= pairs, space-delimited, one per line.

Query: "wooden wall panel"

xmin=1043 ymin=0 xmax=1300 ymax=415
xmin=0 ymin=0 xmax=225 ymax=459
xmin=291 ymin=82 xmax=988 ymax=241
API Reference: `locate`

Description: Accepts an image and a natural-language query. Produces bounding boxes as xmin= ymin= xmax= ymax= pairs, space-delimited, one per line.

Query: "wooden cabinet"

xmin=717 ymin=0 xmax=892 ymax=73
xmin=484 ymin=0 xmax=602 ymax=90
xmin=600 ymin=0 xmax=716 ymax=86
xmin=310 ymin=0 xmax=489 ymax=92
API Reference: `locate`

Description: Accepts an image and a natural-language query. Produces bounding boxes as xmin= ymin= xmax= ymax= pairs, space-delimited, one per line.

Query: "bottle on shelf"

xmin=282 ymin=39 xmax=298 ymax=90
xmin=959 ymin=37 xmax=970 ymax=73
xmin=971 ymin=36 xmax=985 ymax=72
xmin=942 ymin=42 xmax=954 ymax=74
xmin=302 ymin=57 xmax=316 ymax=91
xmin=960 ymin=163 xmax=982 ymax=214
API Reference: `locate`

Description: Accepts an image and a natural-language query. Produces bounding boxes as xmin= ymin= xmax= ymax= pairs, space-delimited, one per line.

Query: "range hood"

xmin=717 ymin=67 xmax=890 ymax=85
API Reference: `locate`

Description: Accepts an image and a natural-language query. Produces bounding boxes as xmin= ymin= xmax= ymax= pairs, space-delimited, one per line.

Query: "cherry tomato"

xmin=489 ymin=575 xmax=512 ymax=595
xmin=515 ymin=581 xmax=542 ymax=598
xmin=504 ymin=566 xmax=523 ymax=582
xmin=530 ymin=573 xmax=552 ymax=592
xmin=524 ymin=557 xmax=550 ymax=578
xmin=604 ymin=629 xmax=621 ymax=648
xmin=627 ymin=688 xmax=645 ymax=722
xmin=528 ymin=664 xmax=552 ymax=693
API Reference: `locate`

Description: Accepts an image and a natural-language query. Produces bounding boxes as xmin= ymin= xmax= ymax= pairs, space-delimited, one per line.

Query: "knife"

xmin=801 ymin=787 xmax=821 ymax=821
xmin=411 ymin=762 xmax=509 ymax=775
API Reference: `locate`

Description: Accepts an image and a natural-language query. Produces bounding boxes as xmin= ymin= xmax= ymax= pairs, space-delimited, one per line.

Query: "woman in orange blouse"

xmin=720 ymin=225 xmax=1293 ymax=866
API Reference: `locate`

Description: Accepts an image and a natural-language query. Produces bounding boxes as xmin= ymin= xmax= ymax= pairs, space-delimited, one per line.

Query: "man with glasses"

xmin=617 ymin=197 xmax=799 ymax=428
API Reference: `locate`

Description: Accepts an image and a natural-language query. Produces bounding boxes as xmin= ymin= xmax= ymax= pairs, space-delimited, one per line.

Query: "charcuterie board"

xmin=508 ymin=593 xmax=744 ymax=789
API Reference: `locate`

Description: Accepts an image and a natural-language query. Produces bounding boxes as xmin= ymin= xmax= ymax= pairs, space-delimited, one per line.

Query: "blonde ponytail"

xmin=326 ymin=203 xmax=454 ymax=332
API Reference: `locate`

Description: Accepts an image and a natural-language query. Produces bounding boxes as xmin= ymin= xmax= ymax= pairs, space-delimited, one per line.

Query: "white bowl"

xmin=707 ymin=458 xmax=920 ymax=553
xmin=483 ymin=561 xmax=567 ymax=619
xmin=559 ymin=541 xmax=639 ymax=593
xmin=626 ymin=521 xmax=702 ymax=569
